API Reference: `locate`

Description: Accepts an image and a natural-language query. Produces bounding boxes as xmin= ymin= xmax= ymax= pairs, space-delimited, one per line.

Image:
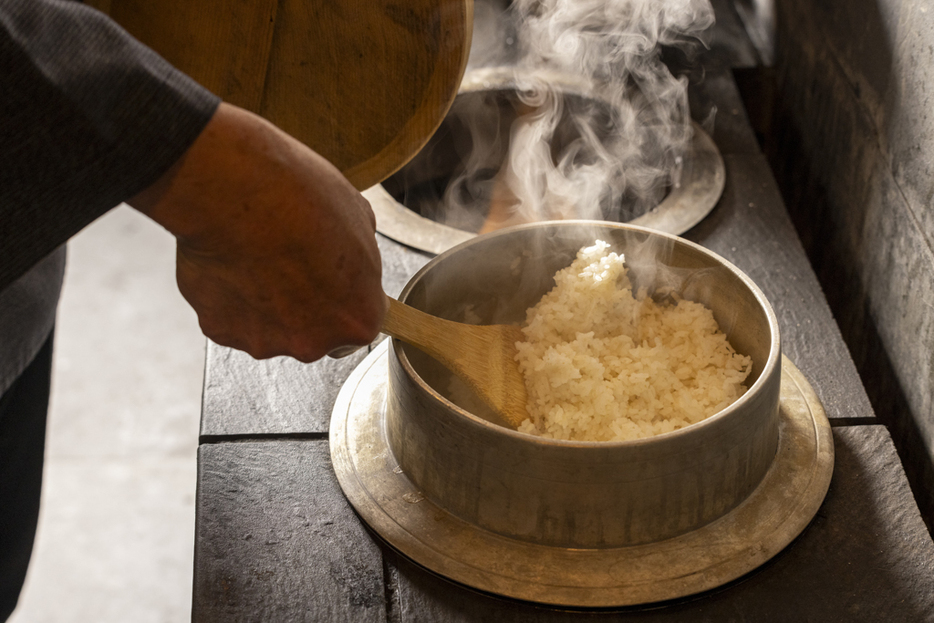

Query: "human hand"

xmin=129 ymin=103 xmax=386 ymax=362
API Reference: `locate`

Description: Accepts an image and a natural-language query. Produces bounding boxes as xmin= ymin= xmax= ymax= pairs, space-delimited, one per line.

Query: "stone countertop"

xmin=192 ymin=3 xmax=934 ymax=619
xmin=198 ymin=67 xmax=872 ymax=440
xmin=192 ymin=91 xmax=934 ymax=623
xmin=193 ymin=427 xmax=934 ymax=622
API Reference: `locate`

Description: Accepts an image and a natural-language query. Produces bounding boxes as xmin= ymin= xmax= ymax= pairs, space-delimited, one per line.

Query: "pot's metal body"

xmin=386 ymin=222 xmax=782 ymax=548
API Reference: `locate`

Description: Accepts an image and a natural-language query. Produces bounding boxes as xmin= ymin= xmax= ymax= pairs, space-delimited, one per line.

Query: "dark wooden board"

xmin=95 ymin=0 xmax=472 ymax=191
xmin=192 ymin=428 xmax=934 ymax=621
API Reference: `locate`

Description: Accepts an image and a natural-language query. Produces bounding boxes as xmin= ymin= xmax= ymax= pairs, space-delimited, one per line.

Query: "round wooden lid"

xmin=92 ymin=0 xmax=473 ymax=190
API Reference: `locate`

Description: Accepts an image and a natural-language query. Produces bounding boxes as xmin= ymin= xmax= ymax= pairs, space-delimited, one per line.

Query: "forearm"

xmin=0 ymin=0 xmax=383 ymax=361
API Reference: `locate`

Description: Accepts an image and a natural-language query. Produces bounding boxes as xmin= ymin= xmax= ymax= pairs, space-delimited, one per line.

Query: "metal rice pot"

xmin=386 ymin=221 xmax=782 ymax=548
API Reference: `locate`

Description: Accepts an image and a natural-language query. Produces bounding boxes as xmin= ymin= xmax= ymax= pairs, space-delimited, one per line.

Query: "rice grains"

xmin=515 ymin=240 xmax=752 ymax=441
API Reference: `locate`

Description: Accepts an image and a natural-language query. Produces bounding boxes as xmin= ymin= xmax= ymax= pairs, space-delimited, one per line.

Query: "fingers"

xmin=129 ymin=102 xmax=388 ymax=364
xmin=175 ymin=239 xmax=384 ymax=364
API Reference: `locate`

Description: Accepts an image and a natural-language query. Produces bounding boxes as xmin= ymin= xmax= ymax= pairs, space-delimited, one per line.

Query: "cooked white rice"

xmin=515 ymin=240 xmax=752 ymax=442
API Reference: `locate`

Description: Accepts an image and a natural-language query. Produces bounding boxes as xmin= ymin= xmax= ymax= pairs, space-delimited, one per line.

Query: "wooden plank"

xmin=258 ymin=0 xmax=472 ymax=189
xmin=385 ymin=426 xmax=934 ymax=620
xmin=193 ymin=440 xmax=387 ymax=623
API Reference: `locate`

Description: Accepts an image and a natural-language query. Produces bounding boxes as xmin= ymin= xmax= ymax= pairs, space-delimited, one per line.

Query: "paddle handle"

xmin=381 ymin=295 xmax=529 ymax=428
xmin=382 ymin=296 xmax=463 ymax=369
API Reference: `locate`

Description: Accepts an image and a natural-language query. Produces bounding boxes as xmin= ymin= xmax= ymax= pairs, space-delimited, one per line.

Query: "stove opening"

xmin=381 ymin=87 xmax=673 ymax=235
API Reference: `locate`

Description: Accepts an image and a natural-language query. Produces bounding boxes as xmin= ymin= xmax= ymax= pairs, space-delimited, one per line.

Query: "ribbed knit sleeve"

xmin=0 ymin=0 xmax=221 ymax=290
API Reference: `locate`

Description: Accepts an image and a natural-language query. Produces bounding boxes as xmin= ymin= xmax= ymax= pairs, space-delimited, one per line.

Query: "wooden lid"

xmin=91 ymin=0 xmax=473 ymax=190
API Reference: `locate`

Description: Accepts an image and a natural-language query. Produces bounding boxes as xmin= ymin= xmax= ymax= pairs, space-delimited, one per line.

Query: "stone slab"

xmin=193 ymin=440 xmax=386 ymax=623
xmin=201 ymin=154 xmax=874 ymax=439
xmin=862 ymin=161 xmax=934 ymax=437
xmin=192 ymin=428 xmax=934 ymax=621
xmin=854 ymin=160 xmax=934 ymax=514
xmin=689 ymin=153 xmax=875 ymax=422
xmin=689 ymin=68 xmax=762 ymax=156
xmin=199 ymin=345 xmax=371 ymax=438
xmin=770 ymin=0 xmax=934 ymax=520
xmin=384 ymin=426 xmax=934 ymax=620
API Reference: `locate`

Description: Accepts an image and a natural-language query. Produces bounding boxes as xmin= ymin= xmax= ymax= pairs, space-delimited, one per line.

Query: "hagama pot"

xmin=385 ymin=221 xmax=782 ymax=548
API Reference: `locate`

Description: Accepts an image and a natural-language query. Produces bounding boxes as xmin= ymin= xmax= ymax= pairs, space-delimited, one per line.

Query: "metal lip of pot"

xmin=385 ymin=220 xmax=782 ymax=548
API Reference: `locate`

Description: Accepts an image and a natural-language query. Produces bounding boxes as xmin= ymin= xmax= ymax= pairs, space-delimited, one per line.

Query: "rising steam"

xmin=445 ymin=0 xmax=715 ymax=231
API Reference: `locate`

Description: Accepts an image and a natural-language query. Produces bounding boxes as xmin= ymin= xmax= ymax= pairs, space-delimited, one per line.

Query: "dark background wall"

xmin=744 ymin=0 xmax=934 ymax=528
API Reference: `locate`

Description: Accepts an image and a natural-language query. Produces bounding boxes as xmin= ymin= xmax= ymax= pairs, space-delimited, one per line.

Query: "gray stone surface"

xmin=771 ymin=0 xmax=934 ymax=522
xmin=46 ymin=206 xmax=204 ymax=459
xmin=10 ymin=206 xmax=203 ymax=623
xmin=690 ymin=154 xmax=874 ymax=423
xmin=689 ymin=68 xmax=762 ymax=156
xmin=862 ymin=162 xmax=934 ymax=439
xmin=200 ymin=346 xmax=371 ymax=437
xmin=887 ymin=5 xmax=934 ymax=241
xmin=194 ymin=441 xmax=386 ymax=623
xmin=192 ymin=427 xmax=934 ymax=621
xmin=386 ymin=426 xmax=934 ymax=621
xmin=13 ymin=457 xmax=198 ymax=623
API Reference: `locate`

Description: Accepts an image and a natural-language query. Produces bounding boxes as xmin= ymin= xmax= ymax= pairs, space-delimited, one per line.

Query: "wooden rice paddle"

xmin=382 ymin=296 xmax=528 ymax=429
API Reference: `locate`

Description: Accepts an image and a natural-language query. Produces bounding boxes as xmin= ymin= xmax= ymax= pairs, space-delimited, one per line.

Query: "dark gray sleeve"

xmin=0 ymin=0 xmax=221 ymax=290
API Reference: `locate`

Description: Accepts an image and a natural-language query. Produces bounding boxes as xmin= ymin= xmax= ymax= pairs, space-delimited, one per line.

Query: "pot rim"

xmin=393 ymin=219 xmax=782 ymax=448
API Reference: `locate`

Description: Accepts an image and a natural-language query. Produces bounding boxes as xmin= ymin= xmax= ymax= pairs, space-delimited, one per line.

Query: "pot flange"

xmin=329 ymin=340 xmax=833 ymax=608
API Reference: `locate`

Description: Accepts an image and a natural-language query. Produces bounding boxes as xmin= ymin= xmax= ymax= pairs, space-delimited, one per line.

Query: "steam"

xmin=445 ymin=0 xmax=715 ymax=230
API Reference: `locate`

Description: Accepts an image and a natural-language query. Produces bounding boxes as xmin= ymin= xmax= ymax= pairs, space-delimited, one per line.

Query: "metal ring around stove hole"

xmin=368 ymin=66 xmax=726 ymax=256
